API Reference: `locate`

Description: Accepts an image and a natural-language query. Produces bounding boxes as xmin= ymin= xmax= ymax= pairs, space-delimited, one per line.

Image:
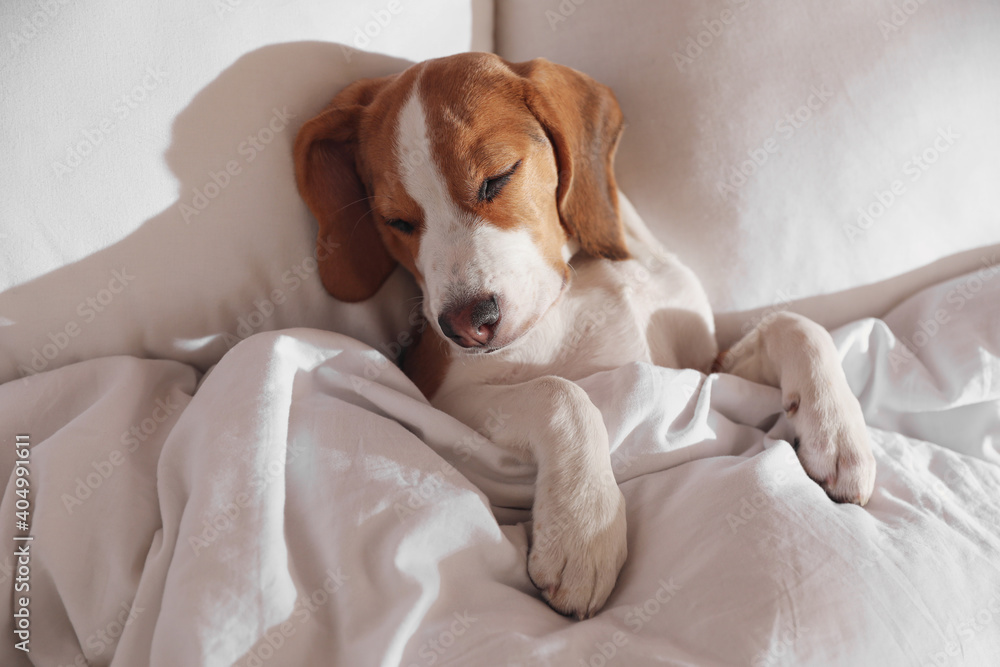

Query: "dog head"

xmin=294 ymin=52 xmax=627 ymax=353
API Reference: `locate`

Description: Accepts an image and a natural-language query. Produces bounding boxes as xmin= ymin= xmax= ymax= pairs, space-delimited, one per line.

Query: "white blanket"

xmin=2 ymin=268 xmax=999 ymax=667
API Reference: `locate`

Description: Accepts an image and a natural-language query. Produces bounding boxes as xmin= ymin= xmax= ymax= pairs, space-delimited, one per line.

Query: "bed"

xmin=2 ymin=1 xmax=999 ymax=665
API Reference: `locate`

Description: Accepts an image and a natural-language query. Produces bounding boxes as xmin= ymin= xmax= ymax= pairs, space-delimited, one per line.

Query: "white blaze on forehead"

xmin=395 ymin=85 xmax=456 ymax=236
xmin=394 ymin=84 xmax=565 ymax=339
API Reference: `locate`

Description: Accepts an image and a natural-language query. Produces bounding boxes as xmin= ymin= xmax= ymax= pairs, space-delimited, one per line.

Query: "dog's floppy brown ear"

xmin=514 ymin=58 xmax=629 ymax=261
xmin=294 ymin=75 xmax=397 ymax=302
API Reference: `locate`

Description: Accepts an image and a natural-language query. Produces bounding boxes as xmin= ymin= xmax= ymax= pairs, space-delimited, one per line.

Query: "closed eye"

xmin=478 ymin=160 xmax=521 ymax=203
xmin=386 ymin=218 xmax=415 ymax=234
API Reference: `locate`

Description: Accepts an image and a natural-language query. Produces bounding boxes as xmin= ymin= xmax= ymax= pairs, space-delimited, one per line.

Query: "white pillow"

xmin=0 ymin=0 xmax=492 ymax=384
xmin=496 ymin=0 xmax=1000 ymax=344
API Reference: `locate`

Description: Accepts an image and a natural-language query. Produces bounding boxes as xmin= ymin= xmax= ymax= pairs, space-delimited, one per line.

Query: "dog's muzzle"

xmin=438 ymin=294 xmax=502 ymax=348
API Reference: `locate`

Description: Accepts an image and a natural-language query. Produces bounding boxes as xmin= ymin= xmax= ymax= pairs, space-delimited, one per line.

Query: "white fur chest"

xmin=432 ymin=245 xmax=716 ymax=401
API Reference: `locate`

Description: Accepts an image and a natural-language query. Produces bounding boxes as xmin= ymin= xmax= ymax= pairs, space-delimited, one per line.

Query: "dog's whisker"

xmin=329 ymin=195 xmax=374 ymax=218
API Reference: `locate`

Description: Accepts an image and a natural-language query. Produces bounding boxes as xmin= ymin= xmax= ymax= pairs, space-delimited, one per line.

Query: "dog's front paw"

xmin=787 ymin=385 xmax=876 ymax=505
xmin=528 ymin=481 xmax=627 ymax=619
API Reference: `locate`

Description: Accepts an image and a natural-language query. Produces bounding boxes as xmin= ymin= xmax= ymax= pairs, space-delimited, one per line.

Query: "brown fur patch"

xmin=510 ymin=58 xmax=630 ymax=262
xmin=403 ymin=322 xmax=451 ymax=399
xmin=293 ymin=71 xmax=418 ymax=301
xmin=295 ymin=53 xmax=630 ymax=396
xmin=413 ymin=54 xmax=594 ymax=278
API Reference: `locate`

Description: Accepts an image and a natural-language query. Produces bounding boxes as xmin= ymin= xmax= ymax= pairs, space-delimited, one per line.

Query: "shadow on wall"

xmin=1 ymin=43 xmax=422 ymax=384
xmin=3 ymin=38 xmax=997 ymax=382
xmin=714 ymin=241 xmax=1000 ymax=349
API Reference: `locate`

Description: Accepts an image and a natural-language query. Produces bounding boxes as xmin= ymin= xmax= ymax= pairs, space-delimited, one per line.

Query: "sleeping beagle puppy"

xmin=293 ymin=52 xmax=876 ymax=619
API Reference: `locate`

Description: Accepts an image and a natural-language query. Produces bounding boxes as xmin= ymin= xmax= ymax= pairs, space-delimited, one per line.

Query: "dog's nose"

xmin=438 ymin=294 xmax=502 ymax=348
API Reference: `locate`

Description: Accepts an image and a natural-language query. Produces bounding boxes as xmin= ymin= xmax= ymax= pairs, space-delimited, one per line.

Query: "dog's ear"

xmin=293 ymin=75 xmax=398 ymax=302
xmin=514 ymin=58 xmax=629 ymax=261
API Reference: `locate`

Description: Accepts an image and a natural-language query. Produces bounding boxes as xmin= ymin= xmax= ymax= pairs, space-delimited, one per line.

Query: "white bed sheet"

xmin=1 ymin=268 xmax=998 ymax=666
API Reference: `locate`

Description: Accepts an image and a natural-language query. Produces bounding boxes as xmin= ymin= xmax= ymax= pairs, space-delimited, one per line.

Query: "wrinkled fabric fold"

xmin=1 ymin=268 xmax=998 ymax=666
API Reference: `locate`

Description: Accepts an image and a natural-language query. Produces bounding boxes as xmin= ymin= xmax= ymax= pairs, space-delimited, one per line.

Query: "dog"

xmin=293 ymin=52 xmax=876 ymax=619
